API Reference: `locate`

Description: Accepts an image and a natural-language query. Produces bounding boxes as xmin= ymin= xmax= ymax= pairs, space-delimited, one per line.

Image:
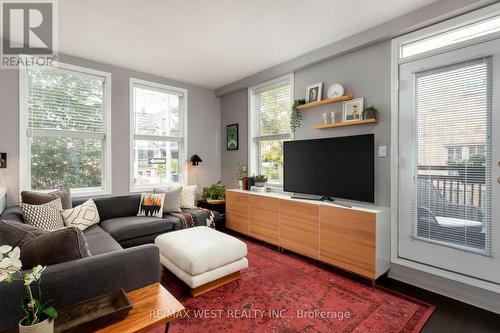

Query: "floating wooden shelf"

xmin=314 ymin=118 xmax=378 ymax=129
xmin=297 ymin=93 xmax=353 ymax=110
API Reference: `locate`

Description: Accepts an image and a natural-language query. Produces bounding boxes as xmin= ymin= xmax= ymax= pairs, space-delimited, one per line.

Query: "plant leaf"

xmin=43 ymin=306 xmax=58 ymax=320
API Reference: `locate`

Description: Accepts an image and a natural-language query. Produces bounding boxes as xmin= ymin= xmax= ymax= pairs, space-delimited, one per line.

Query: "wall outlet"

xmin=378 ymin=146 xmax=388 ymax=158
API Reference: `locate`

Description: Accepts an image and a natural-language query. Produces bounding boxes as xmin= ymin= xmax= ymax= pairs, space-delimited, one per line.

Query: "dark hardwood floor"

xmin=378 ymin=277 xmax=500 ymax=333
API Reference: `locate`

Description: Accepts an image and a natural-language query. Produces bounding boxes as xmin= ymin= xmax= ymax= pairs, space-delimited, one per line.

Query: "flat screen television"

xmin=283 ymin=134 xmax=374 ymax=203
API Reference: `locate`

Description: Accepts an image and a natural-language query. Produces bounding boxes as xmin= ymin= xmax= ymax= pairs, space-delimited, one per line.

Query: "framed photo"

xmin=306 ymin=82 xmax=322 ymax=103
xmin=226 ymin=124 xmax=239 ymax=150
xmin=343 ymin=98 xmax=364 ymax=122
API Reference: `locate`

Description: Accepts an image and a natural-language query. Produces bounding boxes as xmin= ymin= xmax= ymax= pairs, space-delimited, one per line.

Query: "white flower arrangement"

xmin=0 ymin=245 xmax=57 ymax=326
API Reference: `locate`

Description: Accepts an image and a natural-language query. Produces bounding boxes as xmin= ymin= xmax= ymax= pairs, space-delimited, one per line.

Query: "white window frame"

xmin=391 ymin=3 xmax=500 ymax=292
xmin=248 ymin=74 xmax=294 ymax=189
xmin=19 ymin=62 xmax=112 ymax=198
xmin=129 ymin=78 xmax=188 ymax=192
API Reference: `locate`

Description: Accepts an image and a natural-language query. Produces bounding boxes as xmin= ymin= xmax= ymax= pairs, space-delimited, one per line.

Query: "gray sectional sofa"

xmin=0 ymin=194 xmax=220 ymax=331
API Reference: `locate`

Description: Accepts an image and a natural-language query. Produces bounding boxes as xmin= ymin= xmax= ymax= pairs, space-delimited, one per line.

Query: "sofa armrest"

xmin=0 ymin=206 xmax=24 ymax=223
xmin=0 ymin=244 xmax=160 ymax=331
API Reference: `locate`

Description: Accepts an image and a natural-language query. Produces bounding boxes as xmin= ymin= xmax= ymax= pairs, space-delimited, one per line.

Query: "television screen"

xmin=283 ymin=134 xmax=374 ymax=203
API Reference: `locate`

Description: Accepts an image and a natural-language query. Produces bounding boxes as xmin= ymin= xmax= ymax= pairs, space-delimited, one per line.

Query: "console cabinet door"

xmin=320 ymin=206 xmax=376 ymax=279
xmin=226 ymin=191 xmax=249 ymax=234
xmin=280 ymin=200 xmax=319 ymax=259
xmin=249 ymin=196 xmax=280 ymax=245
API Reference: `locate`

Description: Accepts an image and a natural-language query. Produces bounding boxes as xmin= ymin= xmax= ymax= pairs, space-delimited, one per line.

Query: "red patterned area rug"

xmin=151 ymin=239 xmax=434 ymax=333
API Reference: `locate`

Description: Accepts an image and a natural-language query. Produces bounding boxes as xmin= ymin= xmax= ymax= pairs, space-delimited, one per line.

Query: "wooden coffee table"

xmin=96 ymin=283 xmax=185 ymax=333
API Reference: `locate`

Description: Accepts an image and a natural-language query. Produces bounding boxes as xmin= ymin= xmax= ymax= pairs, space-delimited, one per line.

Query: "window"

xmin=20 ymin=64 xmax=111 ymax=196
xmin=248 ymin=74 xmax=293 ymax=187
xmin=400 ymin=14 xmax=500 ymax=59
xmin=130 ymin=79 xmax=187 ymax=191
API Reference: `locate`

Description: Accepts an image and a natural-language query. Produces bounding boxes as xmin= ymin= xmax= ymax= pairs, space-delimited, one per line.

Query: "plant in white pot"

xmin=254 ymin=175 xmax=268 ymax=187
xmin=0 ymin=245 xmax=57 ymax=333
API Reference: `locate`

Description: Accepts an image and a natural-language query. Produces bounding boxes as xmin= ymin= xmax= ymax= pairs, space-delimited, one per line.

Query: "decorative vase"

xmin=322 ymin=113 xmax=328 ymax=124
xmin=255 ymin=182 xmax=266 ymax=187
xmin=238 ymin=179 xmax=243 ymax=189
xmin=19 ymin=318 xmax=54 ymax=333
xmin=330 ymin=111 xmax=336 ymax=124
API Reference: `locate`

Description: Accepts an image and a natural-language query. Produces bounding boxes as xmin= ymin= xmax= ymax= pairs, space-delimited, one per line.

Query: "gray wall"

xmin=0 ymin=54 xmax=221 ymax=206
xmin=220 ymin=89 xmax=248 ymax=187
xmin=220 ymin=41 xmax=391 ymax=206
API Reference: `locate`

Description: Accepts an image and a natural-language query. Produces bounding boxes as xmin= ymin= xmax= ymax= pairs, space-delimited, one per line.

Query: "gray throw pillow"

xmin=0 ymin=220 xmax=91 ymax=269
xmin=20 ymin=198 xmax=65 ymax=231
xmin=153 ymin=187 xmax=182 ymax=213
xmin=21 ymin=188 xmax=72 ymax=209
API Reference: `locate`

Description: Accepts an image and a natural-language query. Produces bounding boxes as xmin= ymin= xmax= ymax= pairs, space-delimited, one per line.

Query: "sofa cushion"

xmin=0 ymin=220 xmax=91 ymax=269
xmin=21 ymin=188 xmax=72 ymax=209
xmin=62 ymin=199 xmax=100 ymax=231
xmin=99 ymin=216 xmax=176 ymax=242
xmin=83 ymin=225 xmax=122 ymax=255
xmin=154 ymin=187 xmax=182 ymax=213
xmin=73 ymin=195 xmax=142 ymax=221
xmin=20 ymin=198 xmax=65 ymax=230
xmin=137 ymin=193 xmax=165 ymax=218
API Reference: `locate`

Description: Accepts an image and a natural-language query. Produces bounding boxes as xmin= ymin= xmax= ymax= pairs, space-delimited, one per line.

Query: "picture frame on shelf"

xmin=226 ymin=123 xmax=239 ymax=150
xmin=343 ymin=98 xmax=364 ymax=122
xmin=306 ymin=82 xmax=322 ymax=103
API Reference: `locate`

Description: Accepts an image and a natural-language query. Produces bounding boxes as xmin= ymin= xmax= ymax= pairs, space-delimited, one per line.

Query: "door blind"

xmin=411 ymin=57 xmax=492 ymax=254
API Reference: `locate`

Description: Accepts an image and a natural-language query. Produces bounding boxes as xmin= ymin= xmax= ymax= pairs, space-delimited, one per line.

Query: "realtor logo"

xmin=1 ymin=0 xmax=57 ymax=67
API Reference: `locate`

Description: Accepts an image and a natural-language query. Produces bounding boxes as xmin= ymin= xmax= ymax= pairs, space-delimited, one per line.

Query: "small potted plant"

xmin=202 ymin=181 xmax=226 ymax=204
xmin=0 ymin=245 xmax=58 ymax=333
xmin=254 ymin=175 xmax=268 ymax=187
xmin=237 ymin=164 xmax=248 ymax=189
xmin=362 ymin=105 xmax=378 ymax=120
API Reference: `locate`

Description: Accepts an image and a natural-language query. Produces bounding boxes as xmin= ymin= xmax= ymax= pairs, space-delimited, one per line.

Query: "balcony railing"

xmin=417 ymin=165 xmax=486 ymax=209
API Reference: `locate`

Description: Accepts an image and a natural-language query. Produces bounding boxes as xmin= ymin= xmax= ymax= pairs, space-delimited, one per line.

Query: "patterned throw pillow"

xmin=181 ymin=185 xmax=197 ymax=208
xmin=20 ymin=198 xmax=65 ymax=231
xmin=61 ymin=199 xmax=100 ymax=231
xmin=137 ymin=193 xmax=165 ymax=218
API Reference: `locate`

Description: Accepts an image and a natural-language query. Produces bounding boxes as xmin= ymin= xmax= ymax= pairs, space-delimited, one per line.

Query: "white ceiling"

xmin=59 ymin=0 xmax=438 ymax=89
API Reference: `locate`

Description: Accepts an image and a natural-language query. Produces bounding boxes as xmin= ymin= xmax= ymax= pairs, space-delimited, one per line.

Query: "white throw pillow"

xmin=181 ymin=185 xmax=197 ymax=208
xmin=137 ymin=193 xmax=166 ymax=218
xmin=20 ymin=198 xmax=65 ymax=231
xmin=61 ymin=199 xmax=100 ymax=231
xmin=153 ymin=187 xmax=182 ymax=213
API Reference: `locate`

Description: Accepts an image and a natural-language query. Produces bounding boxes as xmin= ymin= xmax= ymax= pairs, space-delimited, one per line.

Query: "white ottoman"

xmin=155 ymin=226 xmax=248 ymax=296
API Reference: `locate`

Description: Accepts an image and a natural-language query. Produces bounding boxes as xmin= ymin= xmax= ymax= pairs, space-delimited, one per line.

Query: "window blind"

xmin=133 ymin=85 xmax=182 ymax=138
xmin=27 ymin=67 xmax=106 ymax=136
xmin=22 ymin=65 xmax=110 ymax=193
xmin=248 ymin=75 xmax=293 ymax=185
xmin=412 ymin=57 xmax=492 ymax=254
xmin=250 ymin=79 xmax=292 ymax=138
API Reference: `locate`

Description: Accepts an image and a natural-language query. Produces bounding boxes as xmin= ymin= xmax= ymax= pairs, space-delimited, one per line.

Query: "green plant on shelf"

xmin=362 ymin=105 xmax=378 ymax=120
xmin=202 ymin=181 xmax=226 ymax=200
xmin=290 ymin=99 xmax=306 ymax=133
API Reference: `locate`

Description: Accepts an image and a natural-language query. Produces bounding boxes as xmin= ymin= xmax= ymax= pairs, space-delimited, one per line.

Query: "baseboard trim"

xmin=389 ymin=263 xmax=500 ymax=314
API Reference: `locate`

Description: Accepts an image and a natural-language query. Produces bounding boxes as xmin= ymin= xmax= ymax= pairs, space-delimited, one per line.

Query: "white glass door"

xmin=398 ymin=37 xmax=500 ymax=283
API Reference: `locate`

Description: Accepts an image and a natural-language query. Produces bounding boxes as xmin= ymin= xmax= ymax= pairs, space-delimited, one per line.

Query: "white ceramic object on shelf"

xmin=330 ymin=111 xmax=336 ymax=124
